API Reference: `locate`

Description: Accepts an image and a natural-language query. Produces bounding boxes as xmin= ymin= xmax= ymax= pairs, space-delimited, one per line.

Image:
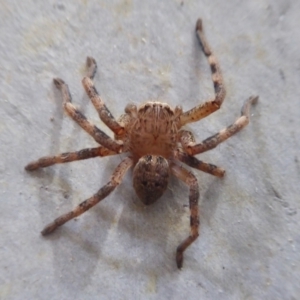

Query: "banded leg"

xmin=41 ymin=157 xmax=133 ymax=235
xmin=171 ymin=163 xmax=200 ymax=269
xmin=174 ymin=149 xmax=225 ymax=178
xmin=25 ymin=146 xmax=116 ymax=171
xmin=180 ymin=19 xmax=226 ymax=127
xmin=185 ymin=96 xmax=258 ymax=156
xmin=82 ymin=57 xmax=124 ymax=136
xmin=53 ymin=78 xmax=123 ymax=153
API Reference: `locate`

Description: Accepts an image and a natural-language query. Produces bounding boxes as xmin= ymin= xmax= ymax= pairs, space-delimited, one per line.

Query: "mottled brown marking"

xmin=171 ymin=164 xmax=200 ymax=269
xmin=189 ymin=96 xmax=258 ymax=155
xmin=25 ymin=147 xmax=115 ymax=171
xmin=86 ymin=56 xmax=97 ymax=79
xmin=41 ymin=157 xmax=133 ymax=235
xmin=133 ymin=155 xmax=169 ymax=205
xmin=53 ymin=79 xmax=123 ymax=153
xmin=82 ymin=56 xmax=124 ymax=135
xmin=180 ymin=19 xmax=226 ymax=126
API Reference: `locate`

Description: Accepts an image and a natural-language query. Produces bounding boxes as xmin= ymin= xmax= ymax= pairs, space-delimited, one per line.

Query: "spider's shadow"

xmin=34 ymin=78 xmax=114 ymax=290
xmin=85 ymin=171 xmax=224 ymax=276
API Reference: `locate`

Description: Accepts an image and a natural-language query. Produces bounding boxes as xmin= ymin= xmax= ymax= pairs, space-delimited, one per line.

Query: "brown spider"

xmin=25 ymin=19 xmax=258 ymax=269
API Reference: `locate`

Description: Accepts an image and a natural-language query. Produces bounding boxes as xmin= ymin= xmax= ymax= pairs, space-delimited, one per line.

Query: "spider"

xmin=25 ymin=19 xmax=258 ymax=269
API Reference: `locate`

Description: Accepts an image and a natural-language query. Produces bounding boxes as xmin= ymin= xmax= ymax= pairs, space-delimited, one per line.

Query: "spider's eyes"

xmin=141 ymin=181 xmax=160 ymax=187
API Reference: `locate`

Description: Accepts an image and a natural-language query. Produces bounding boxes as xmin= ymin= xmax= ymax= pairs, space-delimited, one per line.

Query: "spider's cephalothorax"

xmin=122 ymin=101 xmax=182 ymax=159
xmin=25 ymin=19 xmax=258 ymax=269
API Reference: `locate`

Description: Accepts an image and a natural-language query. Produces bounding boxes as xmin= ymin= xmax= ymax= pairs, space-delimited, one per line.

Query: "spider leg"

xmin=174 ymin=149 xmax=225 ymax=178
xmin=41 ymin=157 xmax=133 ymax=235
xmin=53 ymin=78 xmax=123 ymax=153
xmin=180 ymin=19 xmax=226 ymax=127
xmin=171 ymin=163 xmax=199 ymax=269
xmin=178 ymin=129 xmax=196 ymax=145
xmin=25 ymin=146 xmax=116 ymax=171
xmin=185 ymin=96 xmax=258 ymax=156
xmin=82 ymin=57 xmax=124 ymax=136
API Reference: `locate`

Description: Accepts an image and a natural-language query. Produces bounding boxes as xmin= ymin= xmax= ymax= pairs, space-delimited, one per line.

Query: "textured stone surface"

xmin=1 ymin=0 xmax=300 ymax=299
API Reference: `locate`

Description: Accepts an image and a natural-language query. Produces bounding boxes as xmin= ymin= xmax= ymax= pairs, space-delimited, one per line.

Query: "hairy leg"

xmin=185 ymin=96 xmax=258 ymax=156
xmin=178 ymin=129 xmax=195 ymax=147
xmin=171 ymin=163 xmax=200 ymax=269
xmin=25 ymin=146 xmax=116 ymax=171
xmin=41 ymin=156 xmax=133 ymax=235
xmin=180 ymin=19 xmax=226 ymax=127
xmin=53 ymin=78 xmax=123 ymax=153
xmin=174 ymin=149 xmax=225 ymax=177
xmin=82 ymin=57 xmax=124 ymax=135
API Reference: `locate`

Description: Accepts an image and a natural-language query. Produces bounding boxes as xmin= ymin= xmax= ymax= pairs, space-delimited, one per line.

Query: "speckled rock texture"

xmin=1 ymin=1 xmax=299 ymax=299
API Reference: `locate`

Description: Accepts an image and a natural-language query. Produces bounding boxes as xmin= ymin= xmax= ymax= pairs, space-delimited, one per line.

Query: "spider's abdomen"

xmin=129 ymin=102 xmax=180 ymax=158
xmin=133 ymin=155 xmax=169 ymax=205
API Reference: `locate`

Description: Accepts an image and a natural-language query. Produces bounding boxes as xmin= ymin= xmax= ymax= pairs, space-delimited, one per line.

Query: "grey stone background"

xmin=1 ymin=0 xmax=299 ymax=299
